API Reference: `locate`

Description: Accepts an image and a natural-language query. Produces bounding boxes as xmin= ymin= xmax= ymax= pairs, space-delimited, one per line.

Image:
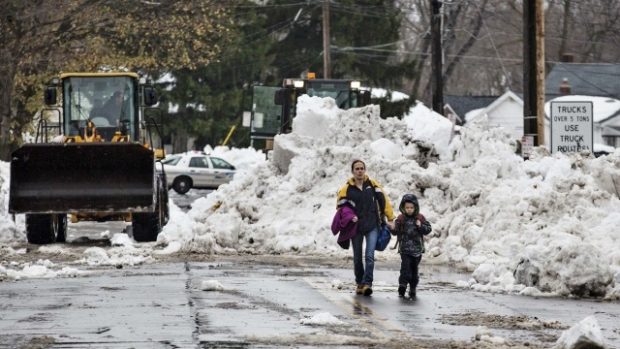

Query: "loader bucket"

xmin=9 ymin=143 xmax=155 ymax=214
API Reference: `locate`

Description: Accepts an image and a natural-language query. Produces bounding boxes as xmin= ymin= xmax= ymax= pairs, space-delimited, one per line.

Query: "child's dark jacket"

xmin=394 ymin=194 xmax=432 ymax=257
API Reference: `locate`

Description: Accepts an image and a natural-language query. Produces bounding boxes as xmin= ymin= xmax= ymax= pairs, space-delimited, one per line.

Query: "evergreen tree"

xmin=159 ymin=0 xmax=419 ymax=151
xmin=160 ymin=1 xmax=276 ymax=150
xmin=267 ymin=0 xmax=413 ymax=88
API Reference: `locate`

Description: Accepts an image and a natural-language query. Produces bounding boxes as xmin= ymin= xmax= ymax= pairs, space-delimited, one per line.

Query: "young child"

xmin=393 ymin=194 xmax=432 ymax=299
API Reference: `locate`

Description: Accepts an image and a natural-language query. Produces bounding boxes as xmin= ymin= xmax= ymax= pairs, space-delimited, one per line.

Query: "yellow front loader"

xmin=9 ymin=72 xmax=169 ymax=243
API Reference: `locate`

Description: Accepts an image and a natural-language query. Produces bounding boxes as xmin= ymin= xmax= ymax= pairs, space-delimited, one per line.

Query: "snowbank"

xmin=206 ymin=145 xmax=267 ymax=171
xmin=157 ymin=95 xmax=620 ymax=298
xmin=0 ymin=161 xmax=21 ymax=243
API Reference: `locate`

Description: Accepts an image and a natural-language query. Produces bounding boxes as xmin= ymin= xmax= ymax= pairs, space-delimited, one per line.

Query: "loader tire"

xmin=132 ymin=177 xmax=166 ymax=242
xmin=55 ymin=214 xmax=68 ymax=243
xmin=26 ymin=214 xmax=66 ymax=244
xmin=132 ymin=212 xmax=159 ymax=242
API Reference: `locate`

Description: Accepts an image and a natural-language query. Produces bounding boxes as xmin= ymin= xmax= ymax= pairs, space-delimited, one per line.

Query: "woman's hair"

xmin=351 ymin=159 xmax=366 ymax=172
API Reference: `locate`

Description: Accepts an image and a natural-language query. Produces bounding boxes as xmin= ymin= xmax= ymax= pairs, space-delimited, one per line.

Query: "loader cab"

xmin=277 ymin=78 xmax=369 ymax=134
xmin=58 ymin=73 xmax=140 ymax=141
xmin=249 ymin=76 xmax=370 ymax=150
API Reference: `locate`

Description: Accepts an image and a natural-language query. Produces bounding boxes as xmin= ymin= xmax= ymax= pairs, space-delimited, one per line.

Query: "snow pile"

xmin=79 ymin=246 xmax=153 ymax=266
xmin=300 ymin=312 xmax=345 ymax=326
xmin=110 ymin=233 xmax=135 ymax=248
xmin=554 ymin=316 xmax=607 ymax=349
xmin=199 ymin=279 xmax=224 ymax=291
xmin=331 ymin=279 xmax=345 ymax=290
xmin=474 ymin=326 xmax=507 ymax=345
xmin=0 ymin=259 xmax=85 ymax=280
xmin=370 ymin=88 xmax=409 ymax=102
xmin=155 ymin=203 xmax=202 ymax=254
xmin=206 ymin=145 xmax=267 ymax=171
xmin=0 ymin=161 xmax=20 ymax=243
xmin=152 ymin=95 xmax=620 ymax=298
xmin=403 ymin=102 xmax=454 ymax=158
xmin=1 ymin=93 xmax=619 ymax=299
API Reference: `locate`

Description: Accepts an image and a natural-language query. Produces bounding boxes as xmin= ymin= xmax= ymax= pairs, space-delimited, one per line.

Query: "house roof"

xmin=444 ymin=95 xmax=498 ymax=120
xmin=463 ymin=90 xmax=523 ymax=123
xmin=484 ymin=90 xmax=523 ymax=115
xmin=546 ymin=63 xmax=620 ymax=99
xmin=601 ymin=125 xmax=620 ymax=137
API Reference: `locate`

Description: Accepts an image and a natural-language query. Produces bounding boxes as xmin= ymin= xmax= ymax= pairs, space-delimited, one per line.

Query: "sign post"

xmin=550 ymin=101 xmax=593 ymax=154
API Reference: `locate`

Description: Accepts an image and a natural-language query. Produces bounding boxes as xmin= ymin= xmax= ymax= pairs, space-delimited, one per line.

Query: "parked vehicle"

xmin=161 ymin=151 xmax=236 ymax=194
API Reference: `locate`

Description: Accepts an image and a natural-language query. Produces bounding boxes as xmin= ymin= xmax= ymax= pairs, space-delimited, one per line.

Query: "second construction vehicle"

xmin=249 ymin=74 xmax=371 ymax=150
xmin=9 ymin=72 xmax=169 ymax=243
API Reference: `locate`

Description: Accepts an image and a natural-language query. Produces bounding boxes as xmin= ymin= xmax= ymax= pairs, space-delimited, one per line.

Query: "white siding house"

xmin=465 ymin=90 xmax=534 ymax=141
xmin=463 ymin=90 xmax=620 ymax=153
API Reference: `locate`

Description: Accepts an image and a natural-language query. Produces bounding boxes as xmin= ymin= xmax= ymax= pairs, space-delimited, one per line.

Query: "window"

xmin=210 ymin=157 xmax=234 ymax=170
xmin=189 ymin=157 xmax=210 ymax=168
xmin=162 ymin=156 xmax=181 ymax=166
xmin=63 ymin=76 xmax=135 ymax=138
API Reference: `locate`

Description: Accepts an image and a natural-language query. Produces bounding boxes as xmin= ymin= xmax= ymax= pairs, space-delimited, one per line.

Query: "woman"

xmin=336 ymin=160 xmax=395 ymax=296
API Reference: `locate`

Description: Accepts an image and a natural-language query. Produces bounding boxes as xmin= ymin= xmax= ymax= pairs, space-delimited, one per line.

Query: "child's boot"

xmin=409 ymin=288 xmax=416 ymax=299
xmin=398 ymin=285 xmax=406 ymax=297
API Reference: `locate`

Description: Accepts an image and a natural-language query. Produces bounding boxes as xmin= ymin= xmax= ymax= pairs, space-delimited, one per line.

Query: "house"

xmin=463 ymin=90 xmax=530 ymax=141
xmin=442 ymin=63 xmax=620 ymax=153
xmin=545 ymin=63 xmax=620 ymax=100
xmin=456 ymin=87 xmax=620 ymax=152
xmin=444 ymin=95 xmax=498 ymax=125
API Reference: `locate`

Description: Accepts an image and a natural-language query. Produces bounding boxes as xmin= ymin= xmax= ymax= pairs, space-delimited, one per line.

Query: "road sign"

xmin=522 ymin=135 xmax=534 ymax=159
xmin=550 ymin=101 xmax=593 ymax=154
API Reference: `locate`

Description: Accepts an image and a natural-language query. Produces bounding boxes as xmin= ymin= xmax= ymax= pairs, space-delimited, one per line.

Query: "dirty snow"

xmin=474 ymin=326 xmax=507 ymax=345
xmin=1 ymin=94 xmax=620 ymax=300
xmin=555 ymin=316 xmax=607 ymax=349
xmin=0 ymin=259 xmax=86 ymax=280
xmin=300 ymin=312 xmax=345 ymax=326
xmin=79 ymin=246 xmax=153 ymax=266
xmin=199 ymin=279 xmax=224 ymax=291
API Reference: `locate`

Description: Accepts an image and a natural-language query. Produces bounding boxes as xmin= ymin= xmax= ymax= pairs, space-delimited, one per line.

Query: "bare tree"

xmin=0 ymin=0 xmax=231 ymax=160
xmin=396 ymin=0 xmax=620 ymax=103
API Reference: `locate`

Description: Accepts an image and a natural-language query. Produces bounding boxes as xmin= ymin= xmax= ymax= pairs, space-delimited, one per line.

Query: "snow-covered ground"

xmin=1 ymin=95 xmax=620 ymax=301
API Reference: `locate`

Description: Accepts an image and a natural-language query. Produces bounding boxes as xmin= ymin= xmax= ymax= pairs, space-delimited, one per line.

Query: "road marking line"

xmin=302 ymin=277 xmax=411 ymax=342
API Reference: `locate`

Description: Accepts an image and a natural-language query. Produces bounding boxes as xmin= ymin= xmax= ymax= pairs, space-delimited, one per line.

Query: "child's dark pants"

xmin=399 ymin=254 xmax=422 ymax=290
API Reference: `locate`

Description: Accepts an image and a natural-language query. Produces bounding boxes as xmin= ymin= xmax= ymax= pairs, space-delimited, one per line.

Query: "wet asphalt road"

xmin=1 ymin=259 xmax=620 ymax=348
xmin=1 ymin=189 xmax=619 ymax=348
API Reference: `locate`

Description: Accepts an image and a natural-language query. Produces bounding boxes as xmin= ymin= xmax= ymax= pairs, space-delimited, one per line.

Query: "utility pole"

xmin=322 ymin=0 xmax=331 ymax=79
xmin=523 ymin=0 xmax=545 ymax=146
xmin=535 ymin=0 xmax=545 ymax=146
xmin=430 ymin=0 xmax=443 ymax=114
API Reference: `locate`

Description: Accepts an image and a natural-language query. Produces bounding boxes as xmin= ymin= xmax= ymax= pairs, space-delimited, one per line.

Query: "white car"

xmin=160 ymin=152 xmax=236 ymax=194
